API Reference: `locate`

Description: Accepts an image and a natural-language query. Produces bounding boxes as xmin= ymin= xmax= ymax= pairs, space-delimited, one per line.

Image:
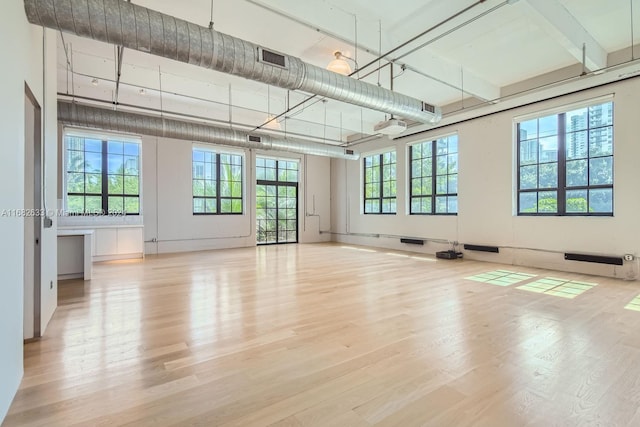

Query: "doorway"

xmin=256 ymin=158 xmax=298 ymax=245
xmin=24 ymin=83 xmax=42 ymax=340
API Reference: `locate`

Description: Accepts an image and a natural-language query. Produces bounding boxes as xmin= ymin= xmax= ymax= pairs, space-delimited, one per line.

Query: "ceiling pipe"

xmin=57 ymin=101 xmax=359 ymax=160
xmin=24 ymin=0 xmax=441 ymax=124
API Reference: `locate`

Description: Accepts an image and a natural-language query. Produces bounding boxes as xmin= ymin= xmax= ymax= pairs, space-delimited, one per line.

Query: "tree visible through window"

xmin=192 ymin=148 xmax=243 ymax=214
xmin=363 ymin=151 xmax=396 ymax=214
xmin=65 ymin=134 xmax=140 ymax=215
xmin=517 ymin=101 xmax=613 ymax=215
xmin=409 ymin=134 xmax=458 ymax=214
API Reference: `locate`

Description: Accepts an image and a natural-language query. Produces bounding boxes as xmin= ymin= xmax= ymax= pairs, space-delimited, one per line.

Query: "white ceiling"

xmin=57 ymin=0 xmax=640 ymax=145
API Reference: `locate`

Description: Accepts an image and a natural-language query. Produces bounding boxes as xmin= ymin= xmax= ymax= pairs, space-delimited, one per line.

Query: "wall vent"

xmin=258 ymin=47 xmax=287 ymax=69
xmin=423 ymin=103 xmax=436 ymax=113
xmin=564 ymin=253 xmax=623 ymax=266
xmin=463 ymin=244 xmax=500 ymax=253
xmin=400 ymin=238 xmax=424 ymax=245
xmin=248 ymin=135 xmax=262 ymax=143
xmin=345 ymin=149 xmax=354 ymax=155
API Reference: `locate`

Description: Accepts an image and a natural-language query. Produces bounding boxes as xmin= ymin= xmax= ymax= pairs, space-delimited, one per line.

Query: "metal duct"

xmin=57 ymin=101 xmax=360 ymax=160
xmin=25 ymin=0 xmax=442 ymax=124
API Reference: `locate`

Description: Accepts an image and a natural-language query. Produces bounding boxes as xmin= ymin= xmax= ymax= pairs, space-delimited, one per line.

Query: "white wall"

xmin=142 ymin=135 xmax=331 ymax=255
xmin=331 ymin=78 xmax=640 ymax=279
xmin=0 ymin=0 xmax=58 ymax=421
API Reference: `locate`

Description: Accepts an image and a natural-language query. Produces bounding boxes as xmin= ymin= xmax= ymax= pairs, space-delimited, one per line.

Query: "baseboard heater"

xmin=463 ymin=244 xmax=499 ymax=253
xmin=564 ymin=252 xmax=623 ymax=266
xmin=400 ymin=238 xmax=424 ymax=245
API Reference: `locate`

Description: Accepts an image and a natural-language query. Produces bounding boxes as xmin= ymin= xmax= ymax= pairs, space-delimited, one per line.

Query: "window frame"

xmin=362 ymin=149 xmax=397 ymax=215
xmin=192 ymin=146 xmax=244 ymax=215
xmin=408 ymin=133 xmax=459 ymax=215
xmin=515 ymin=99 xmax=614 ymax=216
xmin=63 ymin=128 xmax=141 ymax=216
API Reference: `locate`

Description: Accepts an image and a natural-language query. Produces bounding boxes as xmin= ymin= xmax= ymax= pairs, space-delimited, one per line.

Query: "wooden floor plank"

xmin=4 ymin=243 xmax=640 ymax=426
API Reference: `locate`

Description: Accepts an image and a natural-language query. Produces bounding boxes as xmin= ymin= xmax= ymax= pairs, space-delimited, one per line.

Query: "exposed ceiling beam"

xmin=520 ymin=0 xmax=607 ymax=71
xmin=245 ymin=0 xmax=501 ymax=102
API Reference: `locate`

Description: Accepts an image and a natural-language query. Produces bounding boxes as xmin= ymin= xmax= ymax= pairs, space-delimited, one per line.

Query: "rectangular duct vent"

xmin=464 ymin=244 xmax=499 ymax=253
xmin=400 ymin=238 xmax=424 ymax=245
xmin=564 ymin=253 xmax=623 ymax=266
xmin=422 ymin=103 xmax=436 ymax=113
xmin=345 ymin=149 xmax=354 ymax=155
xmin=248 ymin=135 xmax=261 ymax=143
xmin=258 ymin=47 xmax=287 ymax=68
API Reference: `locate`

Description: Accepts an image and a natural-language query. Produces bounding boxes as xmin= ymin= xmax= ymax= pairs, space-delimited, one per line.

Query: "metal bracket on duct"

xmin=25 ymin=0 xmax=441 ymax=124
xmin=57 ymin=101 xmax=360 ymax=160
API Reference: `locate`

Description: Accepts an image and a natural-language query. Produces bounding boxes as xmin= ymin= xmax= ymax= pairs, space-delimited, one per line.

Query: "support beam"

xmin=521 ymin=0 xmax=607 ymax=71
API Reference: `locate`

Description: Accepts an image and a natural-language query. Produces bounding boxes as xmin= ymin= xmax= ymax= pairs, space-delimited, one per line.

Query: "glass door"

xmin=256 ymin=158 xmax=298 ymax=245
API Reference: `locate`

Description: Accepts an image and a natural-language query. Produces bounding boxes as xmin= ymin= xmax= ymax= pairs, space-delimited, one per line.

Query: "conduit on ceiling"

xmin=24 ymin=0 xmax=442 ymax=124
xmin=57 ymin=101 xmax=360 ymax=160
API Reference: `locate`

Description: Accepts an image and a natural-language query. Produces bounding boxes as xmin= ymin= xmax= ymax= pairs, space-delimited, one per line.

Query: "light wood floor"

xmin=5 ymin=243 xmax=640 ymax=426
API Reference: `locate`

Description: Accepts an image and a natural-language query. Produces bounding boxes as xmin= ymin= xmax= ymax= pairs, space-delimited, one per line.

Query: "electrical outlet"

xmin=624 ymin=254 xmax=635 ymax=261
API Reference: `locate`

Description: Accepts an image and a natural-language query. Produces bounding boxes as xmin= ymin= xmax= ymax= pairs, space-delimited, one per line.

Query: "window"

xmin=363 ymin=151 xmax=396 ymax=214
xmin=409 ymin=134 xmax=458 ymax=214
xmin=256 ymin=158 xmax=298 ymax=244
xmin=192 ymin=148 xmax=243 ymax=214
xmin=517 ymin=101 xmax=613 ymax=215
xmin=65 ymin=133 xmax=140 ymax=215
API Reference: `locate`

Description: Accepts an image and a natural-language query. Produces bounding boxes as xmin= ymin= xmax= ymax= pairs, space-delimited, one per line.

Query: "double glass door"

xmin=256 ymin=158 xmax=298 ymax=245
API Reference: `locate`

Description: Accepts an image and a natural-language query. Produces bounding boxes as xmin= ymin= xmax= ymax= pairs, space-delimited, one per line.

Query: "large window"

xmin=409 ymin=134 xmax=458 ymax=214
xmin=192 ymin=148 xmax=243 ymax=214
xmin=65 ymin=132 xmax=140 ymax=215
xmin=363 ymin=151 xmax=396 ymax=214
xmin=517 ymin=100 xmax=613 ymax=215
xmin=256 ymin=158 xmax=298 ymax=244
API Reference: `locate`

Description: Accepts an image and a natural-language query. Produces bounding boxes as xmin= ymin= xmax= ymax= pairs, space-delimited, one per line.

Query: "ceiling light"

xmin=263 ymin=115 xmax=282 ymax=131
xmin=327 ymin=51 xmax=352 ymax=76
xmin=374 ymin=118 xmax=407 ymax=135
xmin=91 ymin=78 xmax=99 ymax=86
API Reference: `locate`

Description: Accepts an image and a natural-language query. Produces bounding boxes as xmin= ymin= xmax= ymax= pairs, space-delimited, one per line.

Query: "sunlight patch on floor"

xmin=624 ymin=295 xmax=640 ymax=311
xmin=465 ymin=270 xmax=537 ymax=286
xmin=517 ymin=278 xmax=598 ymax=299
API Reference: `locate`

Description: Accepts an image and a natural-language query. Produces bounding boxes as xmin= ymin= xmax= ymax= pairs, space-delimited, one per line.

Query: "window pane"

xmin=519 ymin=119 xmax=537 ymax=140
xmin=124 ymin=197 xmax=139 ymax=214
xmin=67 ymin=172 xmax=84 ymax=193
xmin=589 ymin=102 xmax=613 ymax=127
xmin=566 ymin=159 xmax=588 ymax=187
xmin=539 ymin=136 xmax=558 ymax=162
xmin=435 ymin=196 xmax=447 ymax=213
xmin=447 ymin=154 xmax=458 ymax=173
xmin=566 ymin=132 xmax=588 ymax=159
xmin=538 ymin=191 xmax=557 ymax=213
xmin=411 ymin=198 xmax=421 ymax=214
xmin=519 ymin=193 xmax=537 ymax=213
xmin=124 ymin=143 xmax=139 ymax=156
xmin=108 ymin=175 xmax=124 ymax=194
xmin=124 ymin=156 xmax=139 ymax=175
xmin=108 ymin=154 xmax=123 ymax=174
xmin=193 ymin=198 xmax=204 ymax=213
xmin=538 ymin=115 xmax=558 ymax=138
xmin=107 ymin=141 xmax=123 ymax=155
xmin=589 ymin=157 xmax=613 ymax=185
xmin=204 ymin=180 xmax=216 ymax=197
xmin=520 ymin=140 xmax=538 ymax=165
xmin=421 ymin=178 xmax=432 ymax=195
xmin=108 ymin=196 xmax=124 ymax=213
xmin=232 ymin=199 xmax=242 ymax=213
xmin=520 ymin=165 xmax=538 ymax=190
xmin=436 ymin=155 xmax=447 ymax=175
xmin=538 ymin=163 xmax=558 ymax=188
xmin=220 ymin=199 xmax=232 ymax=213
xmin=422 ymin=197 xmax=432 ymax=213
xmin=436 ymin=176 xmax=447 ymax=194
xmin=436 ymin=139 xmax=448 ymax=155
xmin=448 ymin=136 xmax=458 ymax=154
xmin=193 ymin=180 xmax=205 ymax=196
xmin=85 ymin=152 xmax=102 ymax=173
xmin=566 ymin=108 xmax=588 ymax=132
xmin=124 ymin=176 xmax=139 ymax=195
xmin=447 ymin=196 xmax=458 ymax=213
xmin=67 ymin=195 xmax=84 ymax=213
xmin=589 ymin=188 xmax=612 ymax=213
xmin=84 ymin=139 xmax=102 ymax=153
xmin=205 ymin=198 xmax=217 ymax=213
xmin=67 ymin=150 xmax=84 ymax=172
xmin=85 ymin=174 xmax=102 ymax=194
xmin=193 ymin=150 xmax=205 ymax=162
xmin=85 ymin=196 xmax=102 ymax=214
xmin=566 ymin=190 xmax=588 ymax=213
xmin=589 ymin=127 xmax=613 ymax=157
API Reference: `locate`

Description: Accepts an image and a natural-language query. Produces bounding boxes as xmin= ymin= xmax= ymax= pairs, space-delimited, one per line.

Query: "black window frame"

xmin=192 ymin=148 xmax=244 ymax=215
xmin=408 ymin=134 xmax=459 ymax=215
xmin=363 ymin=151 xmax=397 ymax=215
xmin=516 ymin=101 xmax=614 ymax=216
xmin=65 ymin=134 xmax=141 ymax=216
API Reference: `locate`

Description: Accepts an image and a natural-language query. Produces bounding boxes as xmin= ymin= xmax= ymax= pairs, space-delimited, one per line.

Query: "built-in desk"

xmin=57 ymin=229 xmax=93 ymax=280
